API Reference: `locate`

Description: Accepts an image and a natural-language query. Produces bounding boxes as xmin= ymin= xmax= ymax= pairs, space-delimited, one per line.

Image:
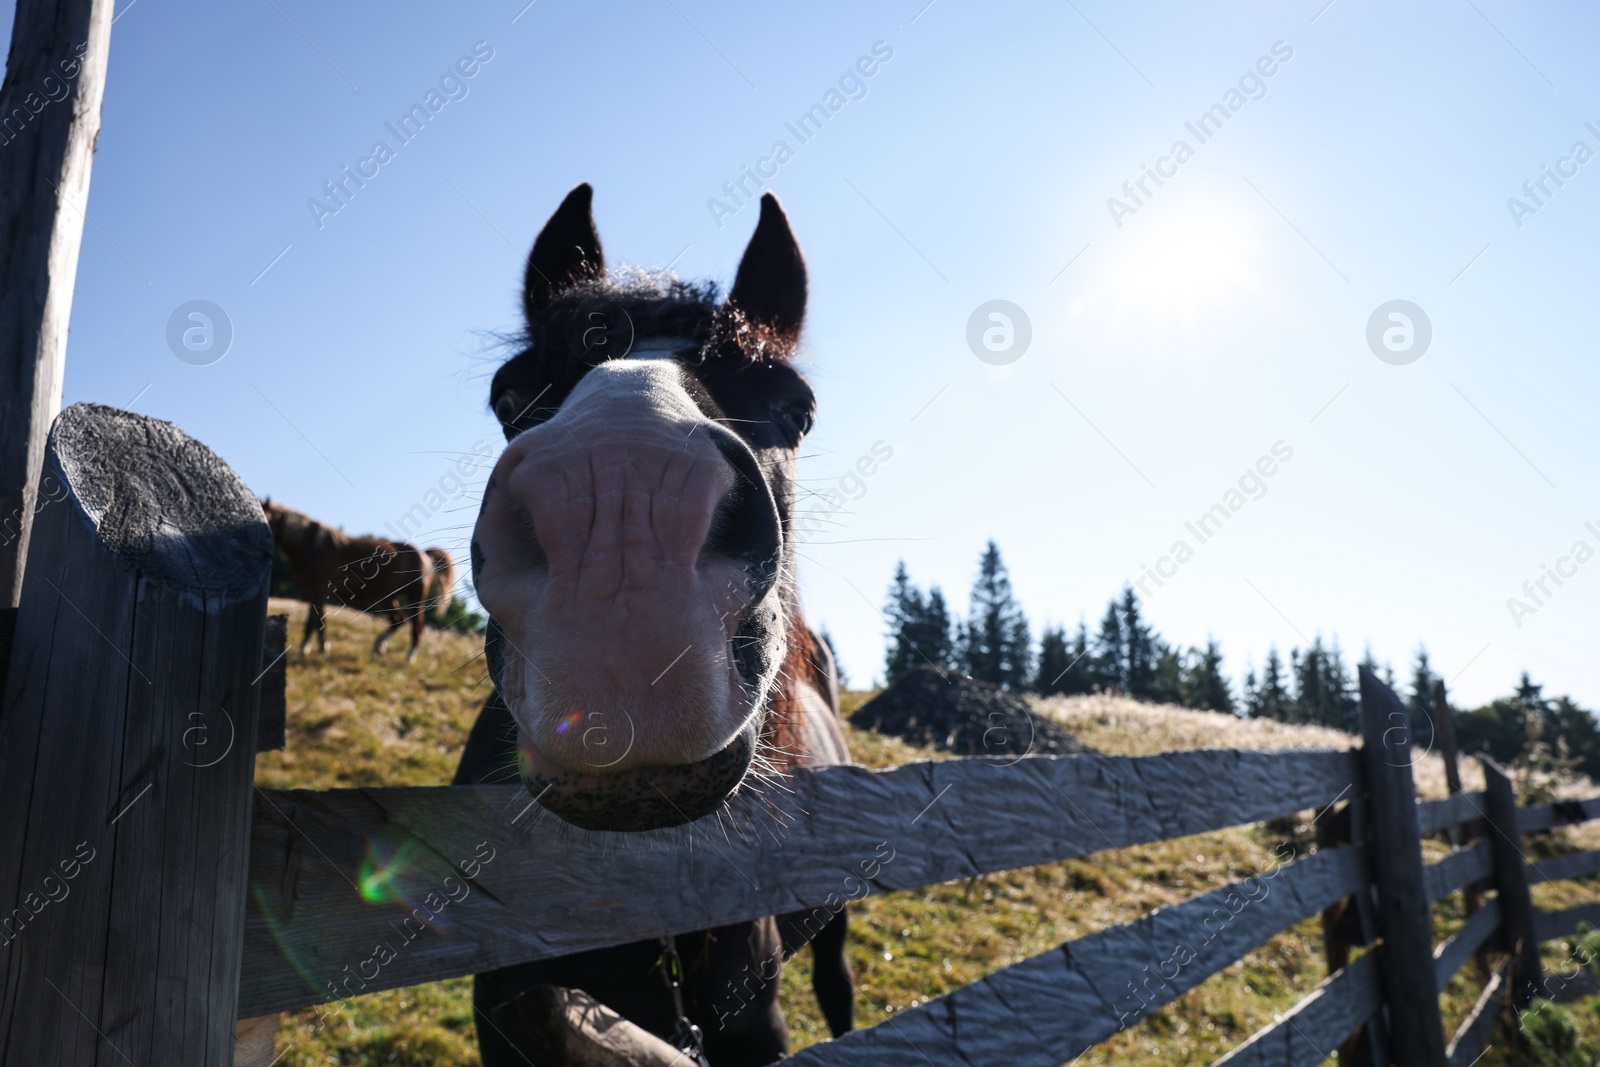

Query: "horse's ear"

xmin=728 ymin=193 xmax=807 ymax=340
xmin=524 ymin=183 xmax=605 ymax=319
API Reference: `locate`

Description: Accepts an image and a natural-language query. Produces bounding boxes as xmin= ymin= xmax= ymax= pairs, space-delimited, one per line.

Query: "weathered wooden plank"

xmin=240 ymin=746 xmax=1356 ymax=1016
xmin=1213 ymin=953 xmax=1384 ymax=1067
xmin=0 ymin=405 xmax=273 ymax=1065
xmin=780 ymin=847 xmax=1368 ymax=1066
xmin=256 ymin=614 xmax=287 ymax=752
xmin=1527 ymin=849 xmax=1600 ymax=887
xmin=1482 ymin=757 xmax=1542 ymax=1008
xmin=1357 ymin=666 xmax=1449 ymax=1065
xmin=1518 ymin=796 xmax=1600 ymax=834
xmin=0 ymin=0 xmax=116 ymax=606
xmin=1534 ymin=904 xmax=1600 ymax=944
xmin=1416 ymin=792 xmax=1486 ymax=837
xmin=1434 ymin=900 xmax=1501 ymax=988
xmin=1445 ymin=961 xmax=1508 ymax=1067
xmin=1423 ymin=841 xmax=1491 ymax=904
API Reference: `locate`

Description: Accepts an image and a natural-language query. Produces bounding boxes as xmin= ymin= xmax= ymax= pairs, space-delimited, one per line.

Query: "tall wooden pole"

xmin=0 ymin=404 xmax=272 ymax=1064
xmin=1357 ymin=665 xmax=1449 ymax=1066
xmin=0 ymin=0 xmax=116 ymax=607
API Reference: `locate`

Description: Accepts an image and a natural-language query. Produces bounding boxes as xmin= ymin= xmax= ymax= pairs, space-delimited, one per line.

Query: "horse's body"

xmin=263 ymin=502 xmax=436 ymax=660
xmin=462 ymin=185 xmax=853 ymax=1064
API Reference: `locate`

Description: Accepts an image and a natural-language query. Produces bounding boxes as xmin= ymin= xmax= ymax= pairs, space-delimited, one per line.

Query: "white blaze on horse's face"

xmin=474 ymin=358 xmax=784 ymax=782
xmin=478 ymin=183 xmax=810 ymax=831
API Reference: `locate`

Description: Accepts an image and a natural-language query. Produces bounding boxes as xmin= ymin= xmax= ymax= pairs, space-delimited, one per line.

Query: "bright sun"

xmin=1079 ymin=202 xmax=1268 ymax=336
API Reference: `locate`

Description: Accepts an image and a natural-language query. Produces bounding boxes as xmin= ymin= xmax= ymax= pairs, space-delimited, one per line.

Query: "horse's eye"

xmin=774 ymin=401 xmax=814 ymax=441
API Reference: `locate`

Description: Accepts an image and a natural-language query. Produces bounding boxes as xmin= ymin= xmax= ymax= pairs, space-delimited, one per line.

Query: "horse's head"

xmin=473 ymin=184 xmax=816 ymax=832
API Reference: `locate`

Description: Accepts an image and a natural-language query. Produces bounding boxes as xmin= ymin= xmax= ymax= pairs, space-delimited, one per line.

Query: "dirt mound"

xmin=850 ymin=665 xmax=1098 ymax=757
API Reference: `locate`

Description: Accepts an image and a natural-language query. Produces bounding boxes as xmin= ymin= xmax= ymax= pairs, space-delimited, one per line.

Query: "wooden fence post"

xmin=1321 ymin=786 xmax=1388 ymax=1067
xmin=0 ymin=0 xmax=117 ymax=607
xmin=1434 ymin=680 xmax=1489 ymax=984
xmin=1479 ymin=756 xmax=1542 ymax=1008
xmin=1358 ymin=665 xmax=1449 ymax=1066
xmin=0 ymin=403 xmax=273 ymax=1065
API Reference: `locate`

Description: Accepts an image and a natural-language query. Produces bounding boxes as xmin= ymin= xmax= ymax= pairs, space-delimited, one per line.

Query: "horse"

xmin=456 ymin=184 xmax=854 ymax=1065
xmin=425 ymin=546 xmax=457 ymax=619
xmin=262 ymin=501 xmax=436 ymax=661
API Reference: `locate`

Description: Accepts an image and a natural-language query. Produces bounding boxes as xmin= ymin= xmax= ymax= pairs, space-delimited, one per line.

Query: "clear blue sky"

xmin=11 ymin=0 xmax=1600 ymax=708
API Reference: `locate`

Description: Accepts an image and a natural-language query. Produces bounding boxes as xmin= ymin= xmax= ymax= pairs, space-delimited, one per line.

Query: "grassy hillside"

xmin=255 ymin=600 xmax=1600 ymax=1065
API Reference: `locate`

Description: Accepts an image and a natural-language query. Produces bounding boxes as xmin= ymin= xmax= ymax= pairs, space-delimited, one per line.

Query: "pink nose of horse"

xmin=473 ymin=361 xmax=782 ymax=804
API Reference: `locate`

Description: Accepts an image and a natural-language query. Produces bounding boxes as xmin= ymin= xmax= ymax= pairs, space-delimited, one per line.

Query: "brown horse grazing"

xmin=263 ymin=501 xmax=435 ymax=661
xmin=457 ymin=184 xmax=853 ymax=1065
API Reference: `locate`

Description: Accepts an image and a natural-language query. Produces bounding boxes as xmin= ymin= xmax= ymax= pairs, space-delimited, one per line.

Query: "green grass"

xmin=254 ymin=600 xmax=1600 ymax=1065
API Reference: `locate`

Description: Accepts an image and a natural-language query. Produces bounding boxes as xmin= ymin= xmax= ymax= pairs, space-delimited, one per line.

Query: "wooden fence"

xmin=3 ymin=403 xmax=1600 ymax=1065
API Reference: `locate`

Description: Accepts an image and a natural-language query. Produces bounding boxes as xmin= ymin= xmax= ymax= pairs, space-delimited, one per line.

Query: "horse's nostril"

xmin=700 ymin=425 xmax=781 ymax=595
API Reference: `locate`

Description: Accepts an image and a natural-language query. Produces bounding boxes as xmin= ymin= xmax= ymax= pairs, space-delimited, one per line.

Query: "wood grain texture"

xmin=1433 ymin=900 xmax=1501 ymax=987
xmin=1445 ymin=961 xmax=1508 ymax=1067
xmin=1423 ymin=841 xmax=1491 ymax=904
xmin=0 ymin=0 xmax=116 ymax=606
xmin=0 ymin=405 xmax=273 ymax=1066
xmin=1416 ymin=792 xmax=1487 ymax=837
xmin=239 ymin=746 xmax=1358 ymax=1016
xmin=1481 ymin=757 xmax=1542 ymax=1008
xmin=1357 ymin=666 xmax=1449 ymax=1066
xmin=781 ymin=847 xmax=1369 ymax=1067
xmin=1213 ymin=953 xmax=1384 ymax=1067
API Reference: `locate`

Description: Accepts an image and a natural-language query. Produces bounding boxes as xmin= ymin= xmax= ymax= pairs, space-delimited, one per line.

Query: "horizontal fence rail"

xmin=241 ymin=748 xmax=1359 ymax=1016
xmin=1417 ymin=791 xmax=1487 ymax=836
xmin=1519 ymin=797 xmax=1600 ymax=834
xmin=1527 ymin=848 xmax=1600 ymax=886
xmin=1446 ymin=961 xmax=1510 ymax=1067
xmin=781 ymin=847 xmax=1369 ymax=1067
xmin=1434 ymin=901 xmax=1502 ymax=988
xmin=1213 ymin=954 xmax=1384 ymax=1067
xmin=1424 ymin=842 xmax=1492 ymax=905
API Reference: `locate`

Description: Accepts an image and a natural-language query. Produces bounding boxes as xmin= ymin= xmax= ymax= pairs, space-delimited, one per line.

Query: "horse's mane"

xmin=264 ymin=501 xmax=348 ymax=551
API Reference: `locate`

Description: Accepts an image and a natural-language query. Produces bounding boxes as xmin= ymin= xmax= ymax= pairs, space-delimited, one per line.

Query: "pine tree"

xmin=1294 ymin=638 xmax=1357 ymax=731
xmin=1034 ymin=626 xmax=1069 ymax=696
xmin=1253 ymin=647 xmax=1292 ymax=722
xmin=1406 ymin=646 xmax=1439 ymax=754
xmin=1323 ymin=640 xmax=1358 ymax=732
xmin=1182 ymin=638 xmax=1234 ymax=714
xmin=1093 ymin=598 xmax=1124 ymax=693
xmin=915 ymin=587 xmax=956 ymax=671
xmin=1121 ymin=587 xmax=1158 ymax=698
xmin=1034 ymin=623 xmax=1095 ymax=696
xmin=961 ymin=541 xmax=1031 ymax=689
xmin=883 ymin=561 xmax=925 ymax=684
xmin=1148 ymin=641 xmax=1184 ymax=705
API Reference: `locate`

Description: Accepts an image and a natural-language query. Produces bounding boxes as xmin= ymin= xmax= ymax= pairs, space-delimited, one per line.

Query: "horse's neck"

xmin=277 ymin=511 xmax=344 ymax=562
